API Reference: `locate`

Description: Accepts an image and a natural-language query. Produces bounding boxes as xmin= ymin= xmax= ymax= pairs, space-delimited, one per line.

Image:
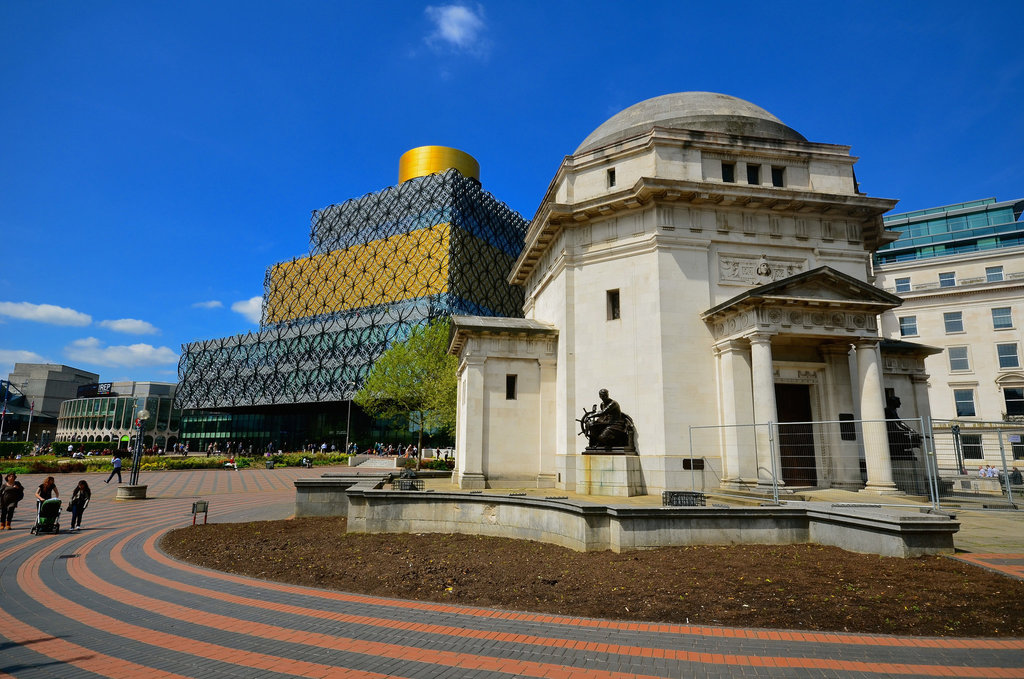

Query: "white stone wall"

xmin=877 ymin=246 xmax=1024 ymax=422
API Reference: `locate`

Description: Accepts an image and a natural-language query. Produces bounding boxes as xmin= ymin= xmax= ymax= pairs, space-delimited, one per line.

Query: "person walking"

xmin=68 ymin=480 xmax=91 ymax=532
xmin=35 ymin=476 xmax=59 ymax=509
xmin=105 ymin=454 xmax=123 ymax=484
xmin=1 ymin=472 xmax=25 ymax=529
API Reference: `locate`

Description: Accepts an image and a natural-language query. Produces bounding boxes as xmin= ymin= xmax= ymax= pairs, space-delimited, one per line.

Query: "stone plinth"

xmin=115 ymin=484 xmax=147 ymax=500
xmin=575 ymin=454 xmax=644 ymax=497
xmin=344 ymin=489 xmax=960 ymax=557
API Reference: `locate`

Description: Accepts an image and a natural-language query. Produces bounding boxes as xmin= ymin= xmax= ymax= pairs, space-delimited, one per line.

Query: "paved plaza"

xmin=1 ymin=466 xmax=1022 ymax=678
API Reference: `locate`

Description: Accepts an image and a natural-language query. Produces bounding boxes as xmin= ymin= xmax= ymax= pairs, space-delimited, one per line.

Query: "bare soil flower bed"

xmin=161 ymin=516 xmax=1024 ymax=637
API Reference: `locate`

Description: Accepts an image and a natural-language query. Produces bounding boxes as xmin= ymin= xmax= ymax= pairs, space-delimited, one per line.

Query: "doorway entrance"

xmin=775 ymin=383 xmax=817 ymax=486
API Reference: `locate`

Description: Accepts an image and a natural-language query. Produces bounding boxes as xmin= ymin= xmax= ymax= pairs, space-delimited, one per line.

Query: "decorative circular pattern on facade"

xmin=768 ymin=309 xmax=784 ymax=324
xmin=789 ymin=311 xmax=803 ymax=325
xmin=831 ymin=313 xmax=845 ymax=327
xmin=811 ymin=312 xmax=825 ymax=326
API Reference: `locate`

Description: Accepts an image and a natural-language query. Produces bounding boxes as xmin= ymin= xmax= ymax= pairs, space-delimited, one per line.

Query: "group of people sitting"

xmin=977 ymin=465 xmax=1024 ymax=485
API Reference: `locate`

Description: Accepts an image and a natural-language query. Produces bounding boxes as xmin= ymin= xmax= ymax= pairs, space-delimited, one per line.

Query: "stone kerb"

xmin=342 ymin=490 xmax=959 ymax=557
xmin=294 ymin=475 xmax=387 ymax=517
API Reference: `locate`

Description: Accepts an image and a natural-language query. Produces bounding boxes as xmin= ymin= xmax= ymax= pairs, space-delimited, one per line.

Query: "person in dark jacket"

xmin=35 ymin=476 xmax=59 ymax=510
xmin=68 ymin=480 xmax=91 ymax=532
xmin=1 ymin=472 xmax=25 ymax=529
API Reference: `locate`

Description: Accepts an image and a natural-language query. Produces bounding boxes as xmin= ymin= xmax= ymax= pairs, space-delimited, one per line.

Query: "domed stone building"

xmin=449 ymin=92 xmax=936 ymax=496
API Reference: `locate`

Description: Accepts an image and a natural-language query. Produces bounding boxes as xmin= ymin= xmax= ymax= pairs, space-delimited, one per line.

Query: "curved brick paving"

xmin=1 ymin=467 xmax=1022 ymax=678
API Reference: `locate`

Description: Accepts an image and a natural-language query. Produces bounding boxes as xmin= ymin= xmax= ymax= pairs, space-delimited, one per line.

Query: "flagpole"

xmin=26 ymin=400 xmax=34 ymax=442
xmin=0 ymin=381 xmax=7 ymax=442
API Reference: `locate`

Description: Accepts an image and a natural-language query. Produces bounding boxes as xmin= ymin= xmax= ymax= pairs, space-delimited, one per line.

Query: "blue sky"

xmin=1 ymin=1 xmax=1022 ymax=383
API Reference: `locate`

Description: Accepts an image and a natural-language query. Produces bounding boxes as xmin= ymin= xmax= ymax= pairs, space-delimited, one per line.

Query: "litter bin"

xmin=265 ymin=461 xmax=275 ymax=469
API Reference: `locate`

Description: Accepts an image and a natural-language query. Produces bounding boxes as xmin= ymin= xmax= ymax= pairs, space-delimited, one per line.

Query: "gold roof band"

xmin=399 ymin=146 xmax=479 ymax=184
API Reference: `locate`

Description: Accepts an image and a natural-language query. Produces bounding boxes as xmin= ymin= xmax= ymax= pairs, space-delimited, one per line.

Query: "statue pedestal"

xmin=575 ymin=454 xmax=644 ymax=497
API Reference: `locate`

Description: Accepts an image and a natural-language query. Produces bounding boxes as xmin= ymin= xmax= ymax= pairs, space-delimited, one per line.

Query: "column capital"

xmin=854 ymin=338 xmax=880 ymax=350
xmin=747 ymin=331 xmax=774 ymax=346
xmin=713 ymin=338 xmax=750 ymax=356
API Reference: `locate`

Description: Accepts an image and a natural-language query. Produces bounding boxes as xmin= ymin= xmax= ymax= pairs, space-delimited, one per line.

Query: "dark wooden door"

xmin=775 ymin=384 xmax=817 ymax=486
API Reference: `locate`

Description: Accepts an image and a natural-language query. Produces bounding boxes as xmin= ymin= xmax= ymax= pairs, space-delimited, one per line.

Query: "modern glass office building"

xmin=174 ymin=147 xmax=528 ymax=450
xmin=875 ymin=196 xmax=1024 ymax=427
xmin=56 ymin=382 xmax=180 ymax=450
xmin=875 ymin=197 xmax=1024 ymax=264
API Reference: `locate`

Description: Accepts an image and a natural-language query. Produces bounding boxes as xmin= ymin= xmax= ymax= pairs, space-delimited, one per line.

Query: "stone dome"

xmin=575 ymin=92 xmax=805 ymax=154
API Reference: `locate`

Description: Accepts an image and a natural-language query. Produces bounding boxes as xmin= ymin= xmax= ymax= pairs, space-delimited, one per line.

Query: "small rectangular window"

xmin=944 ymin=311 xmax=964 ymax=333
xmin=894 ymin=277 xmax=911 ymax=293
xmin=993 ymin=307 xmax=1013 ymax=329
xmin=607 ymin=168 xmax=616 ymax=188
xmin=1013 ymin=441 xmax=1024 ymax=460
xmin=997 ymin=343 xmax=1020 ymax=369
xmin=939 ymin=272 xmax=956 ymax=288
xmin=953 ymin=389 xmax=976 ymax=417
xmin=961 ymin=433 xmax=984 ymax=459
xmin=607 ymin=289 xmax=620 ymax=320
xmin=746 ymin=163 xmax=760 ymax=185
xmin=899 ymin=316 xmax=917 ymax=337
xmin=986 ymin=266 xmax=1004 ymax=282
xmin=721 ymin=162 xmax=735 ymax=183
xmin=1005 ymin=387 xmax=1024 ymax=416
xmin=505 ymin=374 xmax=517 ymax=400
xmin=771 ymin=166 xmax=785 ymax=187
xmin=948 ymin=346 xmax=970 ymax=371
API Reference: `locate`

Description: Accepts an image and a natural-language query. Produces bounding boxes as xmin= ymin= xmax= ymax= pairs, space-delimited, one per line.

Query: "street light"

xmin=129 ymin=409 xmax=151 ymax=486
xmin=344 ymin=381 xmax=356 ymax=455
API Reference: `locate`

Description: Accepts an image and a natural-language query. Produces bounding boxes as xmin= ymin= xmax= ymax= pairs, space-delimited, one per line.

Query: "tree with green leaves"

xmin=354 ymin=319 xmax=457 ymax=467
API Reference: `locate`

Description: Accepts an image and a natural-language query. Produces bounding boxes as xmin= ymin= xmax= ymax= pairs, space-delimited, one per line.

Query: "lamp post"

xmin=344 ymin=381 xmax=356 ymax=455
xmin=129 ymin=409 xmax=151 ymax=486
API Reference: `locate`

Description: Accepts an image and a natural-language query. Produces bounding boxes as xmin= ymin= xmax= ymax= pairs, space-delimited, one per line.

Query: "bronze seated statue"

xmin=577 ymin=388 xmax=636 ymax=454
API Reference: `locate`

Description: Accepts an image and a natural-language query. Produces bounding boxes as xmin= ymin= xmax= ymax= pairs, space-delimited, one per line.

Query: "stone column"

xmin=856 ymin=339 xmax=898 ymax=494
xmin=536 ymin=357 xmax=558 ymax=488
xmin=456 ymin=355 xmax=486 ymax=489
xmin=714 ymin=340 xmax=755 ymax=486
xmin=749 ymin=333 xmax=781 ymax=486
xmin=820 ymin=343 xmax=862 ymax=489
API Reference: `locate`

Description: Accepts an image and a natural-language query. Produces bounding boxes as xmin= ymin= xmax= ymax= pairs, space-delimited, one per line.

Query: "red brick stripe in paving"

xmin=75 ymin=526 xmax=666 ymax=679
xmin=3 ymin=469 xmax=1024 ymax=679
xmin=139 ymin=524 xmax=1024 ymax=653
xmin=953 ymin=554 xmax=1024 ymax=580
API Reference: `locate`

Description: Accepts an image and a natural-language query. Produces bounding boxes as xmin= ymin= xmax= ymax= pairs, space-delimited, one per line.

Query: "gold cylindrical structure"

xmin=398 ymin=146 xmax=479 ymax=184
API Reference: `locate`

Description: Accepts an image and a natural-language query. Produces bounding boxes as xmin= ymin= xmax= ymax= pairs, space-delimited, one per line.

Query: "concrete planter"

xmin=115 ymin=484 xmax=148 ymax=500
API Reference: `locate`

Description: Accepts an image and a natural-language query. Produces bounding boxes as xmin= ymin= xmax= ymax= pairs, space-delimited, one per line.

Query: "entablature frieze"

xmin=461 ymin=334 xmax=557 ymax=362
xmin=707 ymin=304 xmax=880 ymax=343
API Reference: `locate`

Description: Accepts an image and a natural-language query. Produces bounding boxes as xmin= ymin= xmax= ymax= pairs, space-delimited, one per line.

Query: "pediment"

xmin=703 ymin=266 xmax=902 ymax=320
xmin=750 ymin=266 xmax=901 ymax=305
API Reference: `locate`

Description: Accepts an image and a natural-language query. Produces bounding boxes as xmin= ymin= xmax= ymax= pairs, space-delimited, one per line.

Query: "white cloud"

xmin=0 ymin=301 xmax=91 ymax=326
xmin=425 ymin=4 xmax=487 ymax=54
xmin=231 ymin=296 xmax=263 ymax=324
xmin=192 ymin=300 xmax=223 ymax=309
xmin=0 ymin=349 xmax=49 ymax=379
xmin=64 ymin=337 xmax=178 ymax=368
xmin=98 ymin=318 xmax=159 ymax=335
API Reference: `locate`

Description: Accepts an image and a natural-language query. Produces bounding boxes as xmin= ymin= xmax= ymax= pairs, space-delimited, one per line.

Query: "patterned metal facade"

xmin=176 ymin=169 xmax=527 ymax=410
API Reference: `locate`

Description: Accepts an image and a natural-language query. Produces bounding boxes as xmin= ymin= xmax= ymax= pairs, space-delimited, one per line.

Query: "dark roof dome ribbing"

xmin=575 ymin=92 xmax=805 ymax=154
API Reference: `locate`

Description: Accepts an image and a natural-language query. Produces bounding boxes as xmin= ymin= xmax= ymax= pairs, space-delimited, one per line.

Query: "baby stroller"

xmin=30 ymin=498 xmax=62 ymax=535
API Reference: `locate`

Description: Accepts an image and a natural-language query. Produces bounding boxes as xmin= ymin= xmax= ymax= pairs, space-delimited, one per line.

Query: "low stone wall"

xmin=294 ymin=476 xmax=386 ymax=517
xmin=344 ymin=490 xmax=959 ymax=557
